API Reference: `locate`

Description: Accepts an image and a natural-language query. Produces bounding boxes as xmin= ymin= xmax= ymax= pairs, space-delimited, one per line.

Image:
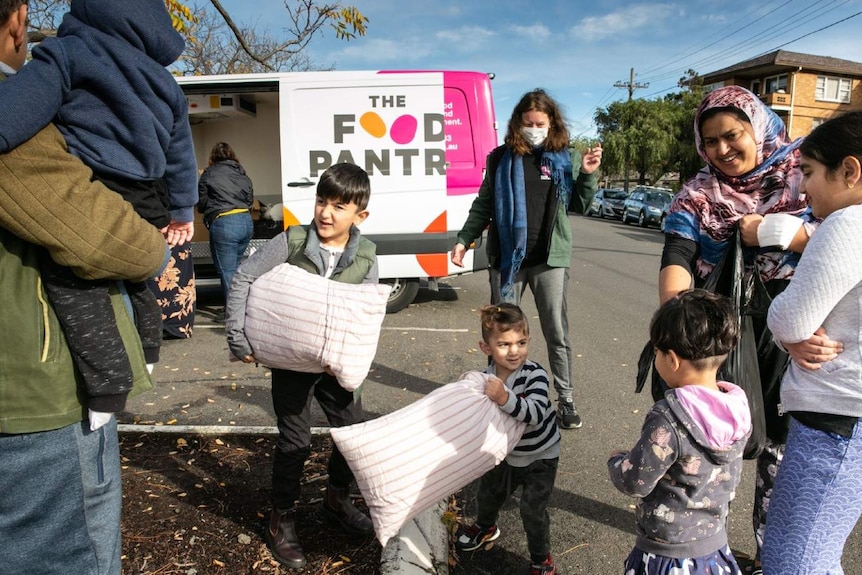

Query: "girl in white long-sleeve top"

xmin=763 ymin=110 xmax=862 ymax=575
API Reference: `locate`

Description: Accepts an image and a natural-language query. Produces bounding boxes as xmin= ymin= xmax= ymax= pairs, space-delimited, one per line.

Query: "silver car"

xmin=587 ymin=188 xmax=629 ymax=219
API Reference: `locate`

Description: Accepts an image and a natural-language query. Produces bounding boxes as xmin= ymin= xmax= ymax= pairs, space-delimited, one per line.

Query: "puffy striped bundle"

xmin=330 ymin=371 xmax=526 ymax=546
xmin=244 ymin=263 xmax=391 ymax=391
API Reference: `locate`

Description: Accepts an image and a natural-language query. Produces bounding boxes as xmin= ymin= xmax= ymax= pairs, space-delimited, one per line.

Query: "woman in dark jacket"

xmin=198 ymin=142 xmax=254 ymax=298
xmin=451 ymin=89 xmax=602 ymax=431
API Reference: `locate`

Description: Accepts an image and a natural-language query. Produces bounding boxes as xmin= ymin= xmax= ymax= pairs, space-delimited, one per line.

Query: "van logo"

xmin=309 ymin=111 xmax=445 ymax=178
xmin=359 ymin=112 xmax=418 ymax=145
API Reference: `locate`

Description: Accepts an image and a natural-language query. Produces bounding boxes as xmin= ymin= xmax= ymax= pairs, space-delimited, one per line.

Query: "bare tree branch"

xmin=26 ymin=0 xmax=367 ymax=75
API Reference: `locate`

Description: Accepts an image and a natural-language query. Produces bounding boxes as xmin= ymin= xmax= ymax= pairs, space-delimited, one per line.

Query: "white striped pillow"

xmin=330 ymin=371 xmax=526 ymax=546
xmin=243 ymin=263 xmax=391 ymax=391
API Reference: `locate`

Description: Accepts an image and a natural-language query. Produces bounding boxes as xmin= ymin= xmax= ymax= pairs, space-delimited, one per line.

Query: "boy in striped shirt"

xmin=456 ymin=303 xmax=561 ymax=575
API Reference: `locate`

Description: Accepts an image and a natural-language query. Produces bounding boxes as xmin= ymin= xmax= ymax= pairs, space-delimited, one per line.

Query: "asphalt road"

xmin=123 ymin=213 xmax=862 ymax=575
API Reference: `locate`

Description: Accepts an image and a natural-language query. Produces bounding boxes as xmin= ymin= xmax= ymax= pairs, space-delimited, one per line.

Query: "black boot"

xmin=321 ymin=484 xmax=374 ymax=536
xmin=265 ymin=508 xmax=306 ymax=569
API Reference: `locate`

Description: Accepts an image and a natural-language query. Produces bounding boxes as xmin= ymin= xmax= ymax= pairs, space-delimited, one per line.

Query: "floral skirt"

xmin=147 ymin=243 xmax=196 ymax=339
xmin=624 ymin=544 xmax=741 ymax=575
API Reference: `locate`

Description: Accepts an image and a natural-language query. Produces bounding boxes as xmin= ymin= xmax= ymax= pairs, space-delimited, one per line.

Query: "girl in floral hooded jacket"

xmin=609 ymin=290 xmax=751 ymax=575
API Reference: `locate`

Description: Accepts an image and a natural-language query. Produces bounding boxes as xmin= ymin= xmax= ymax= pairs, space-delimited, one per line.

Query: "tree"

xmin=26 ymin=0 xmax=369 ymax=74
xmin=569 ymin=135 xmax=602 ymax=182
xmin=593 ymin=70 xmax=707 ymax=190
xmin=666 ymin=69 xmax=706 ymax=184
xmin=594 ymin=98 xmax=678 ymax=190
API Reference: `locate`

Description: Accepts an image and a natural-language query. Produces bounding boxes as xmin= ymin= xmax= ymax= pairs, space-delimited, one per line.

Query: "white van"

xmin=179 ymin=70 xmax=498 ymax=312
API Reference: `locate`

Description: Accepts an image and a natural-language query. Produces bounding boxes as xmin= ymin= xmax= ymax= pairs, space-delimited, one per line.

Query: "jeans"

xmin=0 ymin=418 xmax=122 ymax=575
xmin=209 ymin=211 xmax=253 ymax=298
xmin=489 ymin=264 xmax=573 ymax=402
xmin=270 ymin=369 xmax=364 ymax=508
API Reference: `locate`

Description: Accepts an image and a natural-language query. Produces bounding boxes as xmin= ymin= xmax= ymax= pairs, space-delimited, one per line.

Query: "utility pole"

xmin=614 ymin=68 xmax=649 ymax=192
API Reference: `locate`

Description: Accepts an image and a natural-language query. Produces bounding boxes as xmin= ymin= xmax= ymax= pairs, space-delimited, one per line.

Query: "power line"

xmin=643 ymin=0 xmax=846 ymax=86
xmin=579 ymin=4 xmax=861 ymax=134
xmin=639 ymin=8 xmax=862 ymax=101
xmin=638 ymin=0 xmax=797 ymax=78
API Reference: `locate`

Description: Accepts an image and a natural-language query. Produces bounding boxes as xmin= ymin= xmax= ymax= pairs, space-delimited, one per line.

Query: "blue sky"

xmin=223 ymin=0 xmax=861 ymax=138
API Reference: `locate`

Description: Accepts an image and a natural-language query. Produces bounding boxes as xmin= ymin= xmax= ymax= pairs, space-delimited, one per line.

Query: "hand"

xmin=451 ymin=243 xmax=467 ymax=268
xmin=484 ymin=376 xmax=508 ymax=406
xmin=88 ymin=409 xmax=113 ymax=431
xmin=581 ymin=143 xmax=602 ymax=175
xmin=162 ymin=220 xmax=195 ymax=248
xmin=783 ymin=327 xmax=842 ymax=370
xmin=241 ymin=354 xmax=256 ymax=364
xmin=738 ymin=214 xmax=764 ymax=247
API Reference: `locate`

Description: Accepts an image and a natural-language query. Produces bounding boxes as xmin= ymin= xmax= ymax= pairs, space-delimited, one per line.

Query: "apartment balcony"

xmin=759 ymin=91 xmax=792 ymax=109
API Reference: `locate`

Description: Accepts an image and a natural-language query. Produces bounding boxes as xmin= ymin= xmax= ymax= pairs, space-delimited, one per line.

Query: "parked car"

xmin=621 ymin=186 xmax=674 ymax=228
xmin=587 ymin=188 xmax=628 ymax=219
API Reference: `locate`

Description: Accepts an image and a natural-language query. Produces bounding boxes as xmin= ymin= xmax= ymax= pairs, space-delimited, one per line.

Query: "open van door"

xmin=179 ymin=71 xmax=496 ymax=313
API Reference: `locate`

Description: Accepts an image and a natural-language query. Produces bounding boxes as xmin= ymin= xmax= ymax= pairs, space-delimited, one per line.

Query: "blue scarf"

xmin=494 ymin=147 xmax=572 ymax=301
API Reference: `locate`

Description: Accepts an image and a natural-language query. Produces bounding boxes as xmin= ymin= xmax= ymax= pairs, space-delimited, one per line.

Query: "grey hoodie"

xmin=608 ymin=382 xmax=751 ymax=559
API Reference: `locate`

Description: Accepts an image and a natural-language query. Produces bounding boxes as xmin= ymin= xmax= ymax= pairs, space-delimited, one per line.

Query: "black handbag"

xmin=636 ymin=226 xmax=769 ymax=459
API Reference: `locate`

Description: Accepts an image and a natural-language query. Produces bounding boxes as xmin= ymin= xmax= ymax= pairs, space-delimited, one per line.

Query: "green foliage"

xmin=594 ymin=70 xmax=705 ymax=188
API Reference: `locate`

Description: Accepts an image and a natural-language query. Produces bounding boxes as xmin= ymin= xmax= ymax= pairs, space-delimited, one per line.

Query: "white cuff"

xmin=88 ymin=410 xmax=114 ymax=432
xmin=757 ymin=213 xmax=804 ymax=250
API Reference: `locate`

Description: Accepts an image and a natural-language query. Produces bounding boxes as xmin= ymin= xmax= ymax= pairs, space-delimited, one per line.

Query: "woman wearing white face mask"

xmin=452 ymin=88 xmax=602 ymax=432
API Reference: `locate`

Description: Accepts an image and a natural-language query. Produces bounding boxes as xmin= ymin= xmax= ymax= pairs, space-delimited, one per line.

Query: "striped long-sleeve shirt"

xmin=485 ymin=360 xmax=561 ymax=467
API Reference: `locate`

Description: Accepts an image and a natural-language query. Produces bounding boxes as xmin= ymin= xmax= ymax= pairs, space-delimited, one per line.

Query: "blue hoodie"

xmin=0 ymin=0 xmax=197 ymax=224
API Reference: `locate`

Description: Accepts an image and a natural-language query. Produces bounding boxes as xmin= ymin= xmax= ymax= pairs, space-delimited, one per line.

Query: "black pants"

xmin=40 ymin=255 xmax=162 ymax=398
xmin=477 ymin=457 xmax=558 ymax=563
xmin=270 ymin=368 xmax=364 ymax=509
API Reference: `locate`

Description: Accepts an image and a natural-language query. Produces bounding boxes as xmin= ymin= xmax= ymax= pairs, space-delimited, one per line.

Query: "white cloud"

xmin=511 ymin=24 xmax=551 ymax=43
xmin=435 ymin=26 xmax=496 ymax=52
xmin=570 ymin=3 xmax=676 ymax=42
xmin=330 ymin=38 xmax=435 ymax=63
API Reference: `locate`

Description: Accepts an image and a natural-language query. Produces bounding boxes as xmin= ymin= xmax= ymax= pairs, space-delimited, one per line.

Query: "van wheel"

xmin=383 ymin=278 xmax=420 ymax=313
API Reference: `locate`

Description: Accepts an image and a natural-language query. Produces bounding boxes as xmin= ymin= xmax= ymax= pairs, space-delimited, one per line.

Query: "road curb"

xmin=118 ymin=424 xmax=449 ymax=574
xmin=380 ymin=500 xmax=449 ymax=575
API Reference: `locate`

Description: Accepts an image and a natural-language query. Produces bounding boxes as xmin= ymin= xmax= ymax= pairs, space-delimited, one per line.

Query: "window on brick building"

xmin=815 ymin=76 xmax=852 ymax=103
xmin=764 ymin=74 xmax=788 ymax=94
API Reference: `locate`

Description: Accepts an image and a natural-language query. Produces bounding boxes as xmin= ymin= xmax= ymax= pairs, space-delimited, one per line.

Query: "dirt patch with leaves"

xmin=120 ymin=432 xmax=381 ymax=575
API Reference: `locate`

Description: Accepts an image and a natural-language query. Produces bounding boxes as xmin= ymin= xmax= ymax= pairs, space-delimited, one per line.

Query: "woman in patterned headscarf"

xmin=658 ymin=85 xmax=836 ymax=574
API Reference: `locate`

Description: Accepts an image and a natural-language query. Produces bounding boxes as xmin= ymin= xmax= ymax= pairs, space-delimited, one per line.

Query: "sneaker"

xmin=557 ymin=398 xmax=582 ymax=429
xmin=528 ymin=554 xmax=557 ymax=575
xmin=455 ymin=523 xmax=500 ymax=551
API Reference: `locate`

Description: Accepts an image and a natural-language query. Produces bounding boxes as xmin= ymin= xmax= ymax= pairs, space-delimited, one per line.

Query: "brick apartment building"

xmin=700 ymin=50 xmax=862 ymax=139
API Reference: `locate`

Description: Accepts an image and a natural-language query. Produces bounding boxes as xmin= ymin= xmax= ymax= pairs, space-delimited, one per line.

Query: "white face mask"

xmin=521 ymin=126 xmax=548 ymax=147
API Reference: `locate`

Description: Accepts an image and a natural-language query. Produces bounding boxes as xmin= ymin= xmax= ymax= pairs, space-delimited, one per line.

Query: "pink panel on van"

xmin=379 ymin=71 xmax=497 ymax=197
